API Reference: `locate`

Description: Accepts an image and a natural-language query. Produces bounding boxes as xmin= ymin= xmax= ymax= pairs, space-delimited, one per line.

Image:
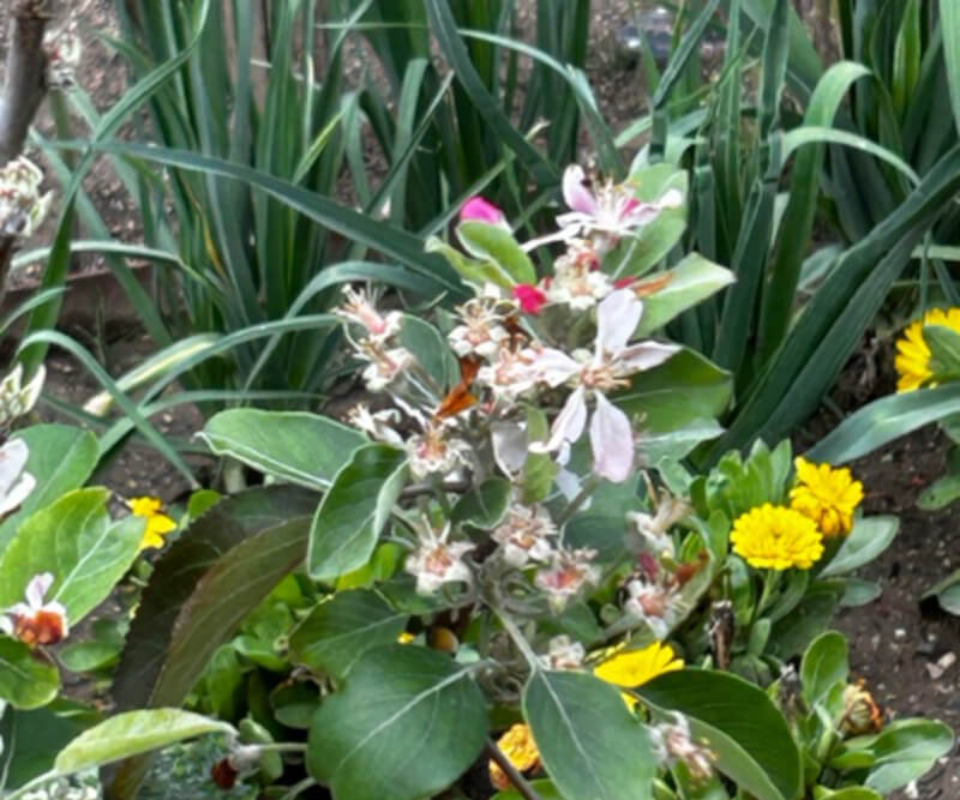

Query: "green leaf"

xmin=864 ymin=720 xmax=955 ymax=793
xmin=457 ymin=221 xmax=537 ymax=285
xmin=637 ymin=670 xmax=802 ymax=800
xmin=0 ymin=424 xmax=98 ymax=553
xmin=944 ymin=0 xmax=960 ymax=138
xmin=769 ymin=581 xmax=844 ymax=659
xmin=524 ymin=670 xmax=655 ymax=800
xmin=0 ymin=639 xmax=60 ymax=710
xmin=55 ymin=709 xmax=233 ymax=774
xmin=289 ymin=590 xmax=408 ymax=680
xmin=636 ymin=255 xmax=735 ymax=335
xmin=615 ymin=348 xmax=732 ymax=433
xmin=819 ymin=517 xmax=899 ymax=578
xmin=841 ymin=578 xmax=882 ymax=607
xmin=918 ymin=471 xmax=960 ymax=510
xmin=565 ymin=473 xmax=641 ymax=562
xmin=308 ymin=444 xmax=408 ymax=581
xmin=522 ymin=406 xmax=558 ymax=504
xmin=800 ymin=631 xmax=849 ymax=707
xmin=426 ymin=236 xmax=513 ymax=289
xmin=925 ymin=324 xmax=960 ymax=378
xmin=60 ymin=620 xmax=126 ymax=673
xmin=0 ymin=488 xmax=144 ymax=624
xmin=451 ymin=478 xmax=512 ymax=530
xmin=923 ymin=569 xmax=960 ymax=615
xmin=307 ymin=645 xmax=486 ymax=800
xmin=399 ymin=315 xmax=460 ymax=391
xmin=491 ymin=779 xmax=564 ymax=800
xmin=200 ymin=409 xmax=366 ymax=489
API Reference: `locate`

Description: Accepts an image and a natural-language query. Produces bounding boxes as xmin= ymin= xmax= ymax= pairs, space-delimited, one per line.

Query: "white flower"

xmin=405 ymin=523 xmax=476 ymax=595
xmin=0 ymin=572 xmax=69 ymax=647
xmin=448 ymin=287 xmax=514 ymax=359
xmin=0 ymin=363 xmax=45 ymax=428
xmin=623 ymin=577 xmax=679 ymax=639
xmin=649 ymin=713 xmax=715 ymax=782
xmin=0 ymin=438 xmax=35 ymax=518
xmin=627 ymin=495 xmax=689 ymax=557
xmin=543 ymin=240 xmax=613 ymax=310
xmin=534 ymin=546 xmax=599 ymax=610
xmin=347 ymin=404 xmax=404 ymax=448
xmin=476 ymin=346 xmax=539 ymax=403
xmin=407 ymin=419 xmax=470 ymax=479
xmin=45 ymin=23 xmax=83 ymax=88
xmin=357 ymin=340 xmax=414 ymax=392
xmin=492 ymin=503 xmax=556 ymax=567
xmin=0 ymin=157 xmax=52 ymax=238
xmin=539 ymin=635 xmax=586 ymax=671
xmin=530 ymin=290 xmax=679 ymax=482
xmin=335 ymin=286 xmax=402 ymax=341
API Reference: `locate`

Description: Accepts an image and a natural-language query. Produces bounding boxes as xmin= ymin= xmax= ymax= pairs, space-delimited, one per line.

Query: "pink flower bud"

xmin=513 ymin=284 xmax=547 ymax=315
xmin=460 ymin=196 xmax=505 ymax=225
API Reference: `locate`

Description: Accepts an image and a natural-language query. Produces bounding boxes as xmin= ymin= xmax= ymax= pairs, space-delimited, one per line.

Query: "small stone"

xmin=894 ymin=628 xmax=907 ymax=640
xmin=926 ymin=662 xmax=945 ymax=680
xmin=938 ymin=652 xmax=956 ymax=672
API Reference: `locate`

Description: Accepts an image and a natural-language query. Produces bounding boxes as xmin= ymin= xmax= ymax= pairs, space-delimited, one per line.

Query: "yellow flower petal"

xmin=130 ymin=496 xmax=178 ymax=552
xmin=731 ymin=504 xmax=824 ymax=570
xmin=592 ymin=641 xmax=684 ymax=690
xmin=489 ymin=723 xmax=540 ymax=790
xmin=789 ymin=457 xmax=863 ymax=538
xmin=894 ymin=307 xmax=960 ymax=392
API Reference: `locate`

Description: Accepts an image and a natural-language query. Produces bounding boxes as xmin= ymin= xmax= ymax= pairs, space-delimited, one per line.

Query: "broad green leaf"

xmin=637 ymin=670 xmax=801 ymax=800
xmin=925 ymin=324 xmax=960 ymax=378
xmin=308 ymin=444 xmax=408 ymax=581
xmin=289 ymin=590 xmax=408 ymax=679
xmin=800 ymin=631 xmax=849 ymax=707
xmin=636 ymin=255 xmax=735 ymax=335
xmin=0 ymin=639 xmax=60 ymax=710
xmin=819 ymin=790 xmax=882 ymax=800
xmin=769 ymin=581 xmax=844 ymax=659
xmin=55 ymin=709 xmax=232 ymax=773
xmin=307 ymin=645 xmax=486 ymax=800
xmin=841 ymin=579 xmax=882 ymax=607
xmin=0 ymin=424 xmax=98 ymax=553
xmin=60 ymin=620 xmax=125 ymax=673
xmin=945 ymin=0 xmax=960 ymax=138
xmin=923 ymin=569 xmax=960 ymax=615
xmin=819 ymin=517 xmax=899 ymax=578
xmin=615 ymin=348 xmax=732 ymax=433
xmin=522 ymin=406 xmax=558 ymax=504
xmin=491 ymin=779 xmax=563 ymax=800
xmin=918 ymin=472 xmax=960 ymax=510
xmin=399 ymin=315 xmax=460 ymax=391
xmin=426 ymin=236 xmax=513 ymax=289
xmin=451 ymin=478 xmax=512 ymax=530
xmin=457 ymin=221 xmax=536 ymax=285
xmin=524 ymin=670 xmax=655 ymax=800
xmin=0 ymin=488 xmax=144 ymax=624
xmin=200 ymin=409 xmax=365 ymax=489
xmin=863 ymin=720 xmax=954 ymax=793
xmin=565 ymin=473 xmax=641 ymax=562
xmin=641 ymin=419 xmax=726 ymax=465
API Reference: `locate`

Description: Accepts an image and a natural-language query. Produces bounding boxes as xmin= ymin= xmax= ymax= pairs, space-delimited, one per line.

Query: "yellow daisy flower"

xmin=790 ymin=457 xmax=863 ymax=537
xmin=489 ymin=723 xmax=540 ymax=790
xmin=731 ymin=504 xmax=824 ymax=571
xmin=895 ymin=307 xmax=960 ymax=392
xmin=593 ymin=641 xmax=684 ymax=709
xmin=128 ymin=496 xmax=177 ymax=552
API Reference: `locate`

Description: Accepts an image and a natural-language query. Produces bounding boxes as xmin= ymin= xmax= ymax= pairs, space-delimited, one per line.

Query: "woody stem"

xmin=485 ymin=738 xmax=545 ymax=800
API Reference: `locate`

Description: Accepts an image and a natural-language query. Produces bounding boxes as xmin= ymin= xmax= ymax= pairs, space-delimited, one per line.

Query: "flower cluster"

xmin=0 ymin=157 xmax=53 ymax=238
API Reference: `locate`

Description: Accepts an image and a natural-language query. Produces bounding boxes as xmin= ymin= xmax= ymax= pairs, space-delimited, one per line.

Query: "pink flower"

xmin=460 ymin=196 xmax=507 ymax=227
xmin=529 ymin=290 xmax=680 ymax=482
xmin=535 ymin=546 xmax=600 ymax=611
xmin=513 ymin=284 xmax=548 ymax=315
xmin=405 ymin=523 xmax=476 ymax=595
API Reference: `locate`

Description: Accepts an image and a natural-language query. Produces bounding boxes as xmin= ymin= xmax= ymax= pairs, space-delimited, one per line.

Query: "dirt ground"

xmin=4 ymin=1 xmax=958 ymax=798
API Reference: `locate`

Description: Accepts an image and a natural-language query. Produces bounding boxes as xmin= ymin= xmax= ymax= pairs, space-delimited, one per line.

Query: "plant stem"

xmin=485 ymin=737 xmax=545 ymax=800
xmin=277 ymin=776 xmax=316 ymax=800
xmin=557 ymin=475 xmax=600 ymax=527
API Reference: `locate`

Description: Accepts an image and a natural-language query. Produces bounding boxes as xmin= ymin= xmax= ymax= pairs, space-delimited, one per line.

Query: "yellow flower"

xmin=790 ymin=457 xmax=863 ymax=537
xmin=397 ymin=631 xmax=416 ymax=644
xmin=731 ymin=504 xmax=824 ymax=570
xmin=489 ymin=723 xmax=540 ymax=790
xmin=895 ymin=307 xmax=960 ymax=392
xmin=593 ymin=641 xmax=684 ymax=709
xmin=128 ymin=496 xmax=177 ymax=552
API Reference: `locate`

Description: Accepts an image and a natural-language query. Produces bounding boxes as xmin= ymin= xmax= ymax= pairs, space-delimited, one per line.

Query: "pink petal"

xmin=513 ymin=284 xmax=548 ymax=315
xmin=590 ymin=393 xmax=634 ymax=482
xmin=460 ymin=196 xmax=505 ymax=225
xmin=617 ymin=341 xmax=680 ymax=372
xmin=562 ymin=165 xmax=598 ymax=215
xmin=596 ymin=290 xmax=643 ymax=354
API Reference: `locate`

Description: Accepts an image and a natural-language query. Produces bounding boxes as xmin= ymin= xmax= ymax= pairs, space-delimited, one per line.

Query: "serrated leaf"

xmin=524 ymin=670 xmax=655 ymax=800
xmin=289 ymin=590 xmax=408 ymax=679
xmin=55 ymin=709 xmax=233 ymax=773
xmin=200 ymin=409 xmax=365 ymax=489
xmin=0 ymin=488 xmax=144 ymax=624
xmin=307 ymin=645 xmax=486 ymax=800
xmin=308 ymin=444 xmax=408 ymax=581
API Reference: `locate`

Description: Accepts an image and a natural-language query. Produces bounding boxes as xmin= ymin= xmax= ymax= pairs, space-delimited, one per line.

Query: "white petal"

xmin=562 ymin=165 xmax=598 ymax=215
xmin=521 ymin=226 xmax=579 ymax=253
xmin=596 ymin=290 xmax=643 ymax=355
xmin=533 ymin=348 xmax=581 ymax=388
xmin=616 ymin=342 xmax=681 ymax=373
xmin=25 ymin=573 xmax=54 ymax=609
xmin=0 ymin=615 xmax=12 ymax=636
xmin=0 ymin=439 xmax=29 ymax=498
xmin=590 ymin=393 xmax=634 ymax=482
xmin=541 ymin=387 xmax=587 ymax=453
xmin=492 ymin=422 xmax=529 ymax=475
xmin=0 ymin=472 xmax=33 ymax=517
xmin=20 ymin=364 xmax=45 ymax=414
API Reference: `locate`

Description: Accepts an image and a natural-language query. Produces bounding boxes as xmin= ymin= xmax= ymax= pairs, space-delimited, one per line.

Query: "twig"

xmin=485 ymin=737 xmax=545 ymax=800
